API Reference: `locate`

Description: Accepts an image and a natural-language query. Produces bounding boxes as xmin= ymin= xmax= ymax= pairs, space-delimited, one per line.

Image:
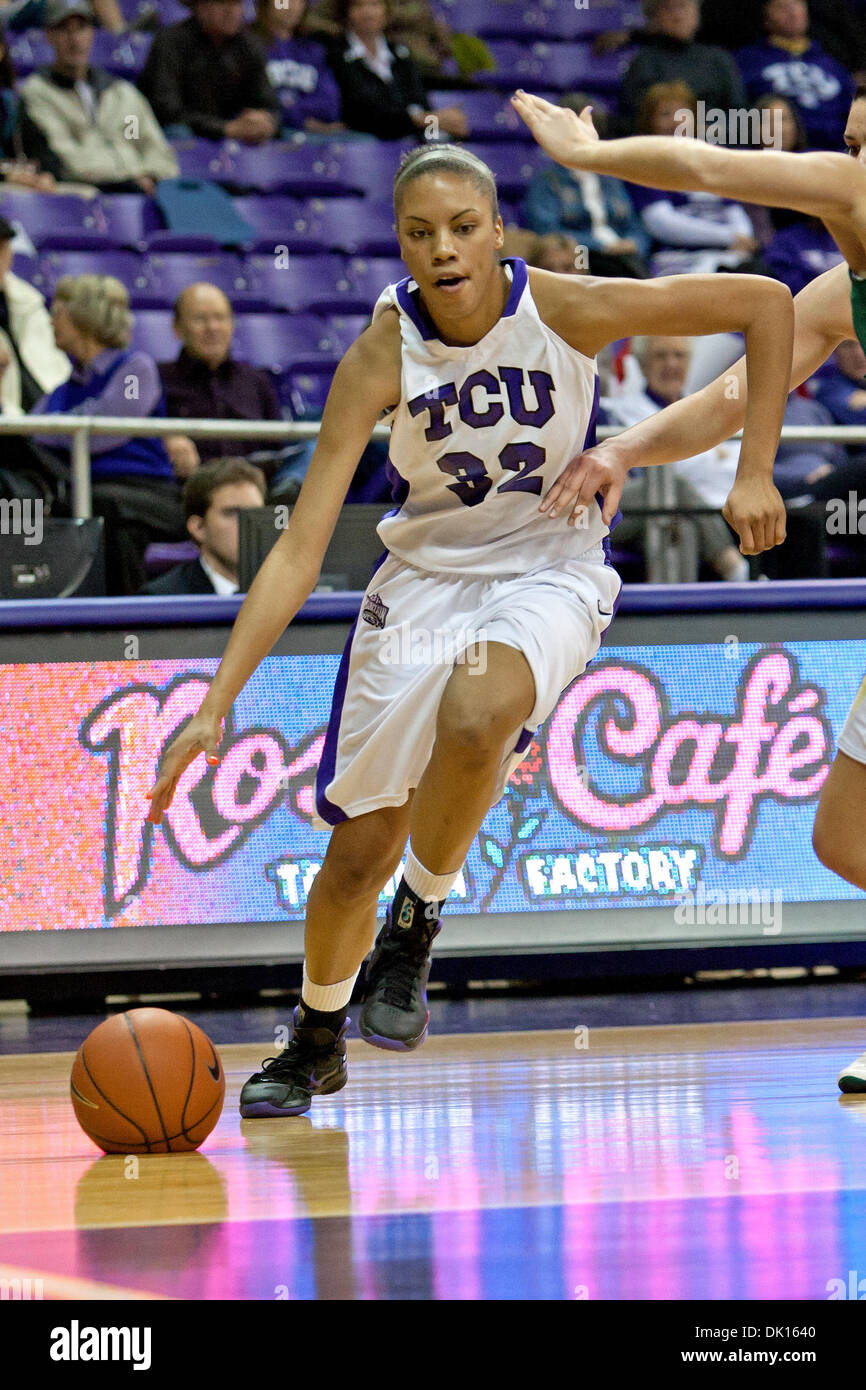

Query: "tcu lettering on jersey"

xmin=370 ymin=257 xmax=615 ymax=575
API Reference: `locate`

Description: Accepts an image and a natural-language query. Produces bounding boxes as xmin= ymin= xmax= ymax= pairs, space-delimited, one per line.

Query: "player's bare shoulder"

xmin=339 ymin=304 xmax=403 ymax=416
xmin=527 ymin=266 xmax=611 ymax=357
xmin=794 ymin=258 xmax=856 ymax=340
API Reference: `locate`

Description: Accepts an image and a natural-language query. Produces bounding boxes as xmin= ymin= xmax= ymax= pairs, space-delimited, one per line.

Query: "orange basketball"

xmin=70 ymin=1008 xmax=225 ymax=1154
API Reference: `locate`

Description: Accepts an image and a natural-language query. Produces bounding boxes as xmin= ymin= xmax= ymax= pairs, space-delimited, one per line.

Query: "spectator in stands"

xmin=139 ymin=455 xmax=267 ymax=595
xmin=31 ymin=273 xmax=185 ymax=594
xmin=20 ymin=0 xmax=178 ymax=194
xmin=762 ymin=214 xmax=843 ymax=295
xmin=523 ymin=98 xmax=650 ymax=278
xmin=737 ymin=94 xmax=808 ymax=243
xmin=325 ymin=0 xmax=466 ymax=140
xmin=631 ymin=81 xmax=765 ymax=275
xmin=250 ymin=0 xmax=345 ymax=135
xmin=698 ymin=0 xmax=866 ymax=77
xmin=810 ymin=341 xmax=866 ymax=558
xmin=618 ymin=0 xmax=746 ymax=136
xmin=159 ymin=282 xmax=283 ymax=481
xmin=0 ymin=25 xmax=62 ymax=186
xmin=0 ymin=0 xmax=123 ymax=33
xmin=309 ymin=0 xmax=458 ymax=85
xmin=525 ymin=232 xmax=587 ymax=274
xmin=816 ymin=339 xmax=866 ymax=429
xmin=0 ymin=213 xmax=70 ymax=504
xmin=601 ymin=335 xmax=750 ymax=580
xmin=736 ymin=0 xmax=854 ymax=151
xmin=772 ymin=386 xmax=847 ymax=498
xmin=138 ymin=0 xmax=281 ymax=143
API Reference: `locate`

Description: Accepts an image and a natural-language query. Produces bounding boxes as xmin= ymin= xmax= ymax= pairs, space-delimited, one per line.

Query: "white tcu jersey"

xmin=370 ymin=256 xmax=612 ymax=574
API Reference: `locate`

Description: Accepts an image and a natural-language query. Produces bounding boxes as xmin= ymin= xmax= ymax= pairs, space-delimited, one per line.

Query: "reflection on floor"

xmin=3 ymin=1017 xmax=866 ymax=1299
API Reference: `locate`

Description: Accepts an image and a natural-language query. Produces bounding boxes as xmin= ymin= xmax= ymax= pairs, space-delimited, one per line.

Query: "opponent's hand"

xmin=510 ymin=90 xmax=599 ymax=167
xmin=540 ymin=439 xmax=629 ymax=527
xmin=146 ymin=710 xmax=224 ymax=824
xmin=722 ymin=476 xmax=787 ymax=555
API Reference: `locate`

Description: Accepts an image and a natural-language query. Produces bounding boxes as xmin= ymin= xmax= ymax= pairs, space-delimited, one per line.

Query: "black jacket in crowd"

xmin=138 ymin=16 xmax=281 ymax=140
xmin=326 ymin=37 xmax=427 ymax=140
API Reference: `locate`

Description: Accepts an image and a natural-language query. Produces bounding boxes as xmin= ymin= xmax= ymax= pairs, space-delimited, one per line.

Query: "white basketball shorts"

xmin=838 ymin=674 xmax=866 ymax=766
xmin=313 ymin=543 xmax=622 ymax=828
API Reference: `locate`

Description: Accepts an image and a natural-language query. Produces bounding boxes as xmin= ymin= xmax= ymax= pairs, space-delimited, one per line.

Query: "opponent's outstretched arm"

xmin=511 ymin=91 xmax=866 ymax=233
xmin=556 ymin=270 xmax=795 ymax=553
xmin=146 ymin=313 xmax=402 ymax=822
xmin=543 ymin=261 xmax=848 ymax=554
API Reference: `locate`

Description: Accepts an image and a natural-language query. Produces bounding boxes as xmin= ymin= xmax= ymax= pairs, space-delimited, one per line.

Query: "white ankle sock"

xmin=403 ymin=844 xmax=462 ymax=903
xmin=301 ymin=964 xmax=359 ymax=1013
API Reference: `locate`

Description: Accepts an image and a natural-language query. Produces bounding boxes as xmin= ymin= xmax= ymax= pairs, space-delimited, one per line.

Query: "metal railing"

xmin=2 ymin=415 xmax=863 ymax=583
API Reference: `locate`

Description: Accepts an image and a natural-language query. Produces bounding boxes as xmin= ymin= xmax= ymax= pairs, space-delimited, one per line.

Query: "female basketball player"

xmin=512 ymin=89 xmax=866 ymax=1089
xmin=146 ymin=142 xmax=794 ymax=1117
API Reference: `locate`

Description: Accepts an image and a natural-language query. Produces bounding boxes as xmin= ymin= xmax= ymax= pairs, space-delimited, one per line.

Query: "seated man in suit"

xmin=138 ymin=455 xmax=266 ymax=595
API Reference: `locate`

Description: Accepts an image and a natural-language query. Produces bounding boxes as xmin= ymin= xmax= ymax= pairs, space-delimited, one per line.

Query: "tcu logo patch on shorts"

xmin=361 ymin=592 xmax=389 ymax=629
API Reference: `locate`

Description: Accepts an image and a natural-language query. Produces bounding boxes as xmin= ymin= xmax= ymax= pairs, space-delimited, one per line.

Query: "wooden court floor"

xmin=3 ymin=1018 xmax=866 ymax=1300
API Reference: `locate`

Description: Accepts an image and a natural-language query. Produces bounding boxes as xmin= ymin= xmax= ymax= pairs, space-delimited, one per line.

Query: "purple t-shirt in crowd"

xmin=735 ymin=39 xmax=854 ymax=150
xmin=263 ymin=36 xmax=341 ymax=128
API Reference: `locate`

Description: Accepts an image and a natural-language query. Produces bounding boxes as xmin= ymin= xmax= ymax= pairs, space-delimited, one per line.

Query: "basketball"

xmin=70 ymin=1008 xmax=225 ymax=1154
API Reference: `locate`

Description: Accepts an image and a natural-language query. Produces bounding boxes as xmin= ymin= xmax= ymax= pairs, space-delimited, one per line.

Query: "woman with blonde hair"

xmin=31 ymin=273 xmax=184 ymax=594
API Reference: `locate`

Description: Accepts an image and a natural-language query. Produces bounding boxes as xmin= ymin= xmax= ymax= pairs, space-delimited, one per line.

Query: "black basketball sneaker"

xmin=359 ymin=906 xmax=440 ymax=1051
xmin=239 ymin=1008 xmax=349 ymax=1117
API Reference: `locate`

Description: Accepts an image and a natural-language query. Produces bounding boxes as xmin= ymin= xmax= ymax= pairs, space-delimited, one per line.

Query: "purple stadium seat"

xmin=437 ymin=0 xmax=640 ymax=40
xmin=230 ymin=197 xmax=317 ymax=253
xmin=137 ymin=253 xmax=270 ymax=311
xmin=469 ymin=40 xmax=526 ymax=89
xmin=295 ymin=199 xmax=398 ymax=256
xmin=94 ymin=194 xmax=221 ymax=252
xmin=118 ymin=0 xmax=186 ymax=21
xmin=530 ymin=41 xmax=637 ymax=93
xmin=225 ymin=143 xmax=362 ymax=197
xmin=31 ymin=249 xmax=147 ymax=301
xmin=345 ymin=256 xmax=407 ymax=308
xmin=243 ymin=254 xmax=374 ymax=314
xmin=283 ymin=367 xmax=334 ymax=420
xmin=0 ymin=192 xmax=114 ymax=248
xmin=98 ymin=194 xmax=159 ymax=249
xmin=11 ymin=252 xmax=37 ymax=282
xmin=323 ymin=139 xmax=415 ymax=201
xmin=171 ymin=140 xmax=238 ymax=184
xmin=89 ymin=30 xmax=153 ymax=75
xmin=231 ymin=313 xmax=341 ymax=373
xmin=128 ymin=310 xmax=176 ymax=362
xmin=326 ymin=315 xmax=373 ymax=355
xmin=143 ymin=541 xmax=199 ymax=579
xmin=427 ymin=90 xmax=536 ymax=142
xmin=460 ymin=142 xmax=550 ymax=200
xmin=5 ymin=30 xmax=53 ymax=77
